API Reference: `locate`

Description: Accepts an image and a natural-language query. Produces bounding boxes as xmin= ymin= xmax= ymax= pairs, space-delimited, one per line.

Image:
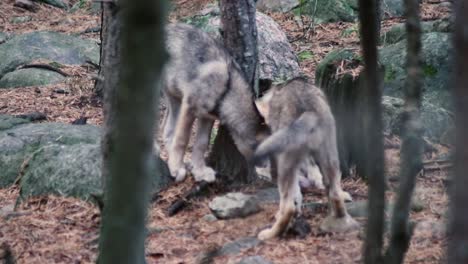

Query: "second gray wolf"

xmin=254 ymin=77 xmax=358 ymax=240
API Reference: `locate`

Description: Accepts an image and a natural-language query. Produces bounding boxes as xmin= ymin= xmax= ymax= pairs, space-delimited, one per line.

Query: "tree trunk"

xmin=358 ymin=0 xmax=386 ymax=263
xmin=384 ymin=0 xmax=423 ymax=262
xmin=208 ymin=0 xmax=259 ymax=184
xmin=316 ymin=54 xmax=383 ymax=178
xmin=447 ymin=1 xmax=468 ymax=263
xmin=98 ymin=0 xmax=168 ymax=263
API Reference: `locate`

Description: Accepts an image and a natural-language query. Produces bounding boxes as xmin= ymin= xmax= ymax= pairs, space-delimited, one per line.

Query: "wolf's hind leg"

xmin=162 ymin=94 xmax=181 ymax=148
xmin=168 ymin=98 xmax=195 ymax=182
xmin=319 ymin=158 xmax=359 ymax=232
xmin=258 ymin=153 xmax=300 ymax=240
xmin=191 ymin=117 xmax=216 ymax=182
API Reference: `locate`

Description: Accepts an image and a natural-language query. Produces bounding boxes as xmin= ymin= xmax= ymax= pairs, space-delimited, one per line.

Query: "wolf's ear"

xmin=255 ymin=91 xmax=273 ymax=118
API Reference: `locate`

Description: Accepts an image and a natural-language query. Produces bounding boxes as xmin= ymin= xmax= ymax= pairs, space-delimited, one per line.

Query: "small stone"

xmin=237 ymin=255 xmax=274 ymax=264
xmin=219 ymin=237 xmax=260 ymax=256
xmin=346 ymin=200 xmax=369 ymax=218
xmin=209 ymin=192 xmax=260 ymax=219
xmin=202 ymin=213 xmax=217 ymax=222
xmin=14 ymin=0 xmax=38 ymax=12
xmin=10 ymin=16 xmax=32 ymax=24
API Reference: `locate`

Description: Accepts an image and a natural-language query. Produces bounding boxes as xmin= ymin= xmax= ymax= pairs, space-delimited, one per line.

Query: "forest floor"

xmin=0 ymin=0 xmax=452 ymax=263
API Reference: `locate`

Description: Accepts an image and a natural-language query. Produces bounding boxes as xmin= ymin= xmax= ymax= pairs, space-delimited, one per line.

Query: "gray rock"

xmin=202 ymin=213 xmax=218 ymax=222
xmin=382 ymin=96 xmax=454 ymax=144
xmin=0 ymin=120 xmax=172 ymax=201
xmin=0 ymin=31 xmax=99 ymax=82
xmin=346 ymin=200 xmax=369 ymax=218
xmin=35 ymin=0 xmax=68 ymax=9
xmin=0 ymin=122 xmax=100 ymax=188
xmin=293 ymin=0 xmax=358 ymax=23
xmin=10 ymin=16 xmax=32 ymax=24
xmin=380 ymin=32 xmax=453 ymax=111
xmin=381 ymin=0 xmax=404 ymax=18
xmin=257 ymin=0 xmax=299 ymax=12
xmin=0 ymin=115 xmax=30 ymax=131
xmin=237 ymin=255 xmax=274 ymax=264
xmin=381 ymin=18 xmax=453 ymax=45
xmin=184 ymin=11 xmax=301 ymax=82
xmin=413 ymin=220 xmax=446 ymax=240
xmin=0 ymin=32 xmax=10 ymax=44
xmin=19 ymin=143 xmax=102 ymax=200
xmin=209 ymin=192 xmax=260 ymax=219
xmin=218 ymin=237 xmax=260 ymax=255
xmin=255 ymin=188 xmax=279 ymax=204
xmin=0 ymin=68 xmax=65 ymax=88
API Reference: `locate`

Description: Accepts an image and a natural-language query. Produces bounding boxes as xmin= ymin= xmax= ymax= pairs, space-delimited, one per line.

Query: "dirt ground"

xmin=0 ymin=0 xmax=451 ymax=263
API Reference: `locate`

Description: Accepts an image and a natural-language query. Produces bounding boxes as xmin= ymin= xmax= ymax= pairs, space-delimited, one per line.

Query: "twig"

xmin=166 ymin=181 xmax=211 ymax=216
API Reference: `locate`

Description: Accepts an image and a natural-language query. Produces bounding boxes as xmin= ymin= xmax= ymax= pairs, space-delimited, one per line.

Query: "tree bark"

xmin=358 ymin=0 xmax=386 ymax=263
xmin=97 ymin=0 xmax=168 ymax=263
xmin=447 ymin=1 xmax=468 ymax=263
xmin=384 ymin=0 xmax=423 ymax=262
xmin=208 ymin=0 xmax=259 ymax=184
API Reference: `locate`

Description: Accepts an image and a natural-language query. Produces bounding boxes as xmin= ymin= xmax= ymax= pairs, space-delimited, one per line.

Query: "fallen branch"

xmin=19 ymin=63 xmax=70 ymax=77
xmin=167 ymin=181 xmax=212 ymax=217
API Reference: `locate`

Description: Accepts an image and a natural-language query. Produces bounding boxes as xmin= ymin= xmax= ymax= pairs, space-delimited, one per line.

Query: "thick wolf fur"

xmin=160 ymin=23 xmax=264 ymax=182
xmin=254 ymin=77 xmax=358 ymax=240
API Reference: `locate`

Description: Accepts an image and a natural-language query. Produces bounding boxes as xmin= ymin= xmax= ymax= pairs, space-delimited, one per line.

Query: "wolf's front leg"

xmin=190 ymin=118 xmax=216 ymax=182
xmin=168 ymin=99 xmax=195 ymax=182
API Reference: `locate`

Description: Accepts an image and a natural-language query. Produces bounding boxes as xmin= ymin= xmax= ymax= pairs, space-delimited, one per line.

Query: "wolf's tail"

xmin=253 ymin=112 xmax=319 ymax=164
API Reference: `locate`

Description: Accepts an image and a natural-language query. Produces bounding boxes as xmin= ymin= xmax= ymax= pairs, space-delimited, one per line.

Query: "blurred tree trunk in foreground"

xmin=384 ymin=0 xmax=423 ymax=262
xmin=97 ymin=0 xmax=168 ymax=263
xmin=447 ymin=1 xmax=468 ymax=263
xmin=358 ymin=0 xmax=386 ymax=263
xmin=208 ymin=0 xmax=259 ymax=185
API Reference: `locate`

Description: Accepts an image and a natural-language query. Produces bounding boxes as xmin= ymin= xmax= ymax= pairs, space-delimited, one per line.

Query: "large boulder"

xmin=0 ymin=117 xmax=171 ymax=201
xmin=381 ymin=18 xmax=453 ymax=45
xmin=380 ymin=32 xmax=453 ymax=111
xmin=256 ymin=0 xmax=299 ymax=12
xmin=292 ymin=0 xmax=358 ymax=23
xmin=0 ymin=68 xmax=65 ymax=88
xmin=183 ymin=8 xmax=301 ymax=82
xmin=382 ymin=96 xmax=454 ymax=144
xmin=0 ymin=31 xmax=99 ymax=88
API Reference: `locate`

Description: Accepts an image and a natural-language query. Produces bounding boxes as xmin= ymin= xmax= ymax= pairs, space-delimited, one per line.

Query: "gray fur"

xmin=161 ymin=23 xmax=264 ymax=182
xmin=254 ymin=78 xmax=358 ymax=240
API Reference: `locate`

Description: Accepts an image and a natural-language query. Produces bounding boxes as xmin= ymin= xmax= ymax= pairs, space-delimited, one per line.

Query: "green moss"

xmin=423 ymin=64 xmax=438 ymax=77
xmin=298 ymin=50 xmax=314 ymax=61
xmin=384 ymin=66 xmax=397 ymax=82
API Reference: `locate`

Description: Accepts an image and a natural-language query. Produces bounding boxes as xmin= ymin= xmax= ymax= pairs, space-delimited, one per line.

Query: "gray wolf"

xmin=254 ymin=77 xmax=358 ymax=240
xmin=160 ymin=23 xmax=265 ymax=183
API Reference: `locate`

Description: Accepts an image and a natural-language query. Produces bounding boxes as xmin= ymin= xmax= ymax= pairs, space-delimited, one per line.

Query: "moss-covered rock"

xmin=293 ymin=0 xmax=358 ymax=23
xmin=381 ymin=18 xmax=454 ymax=45
xmin=0 ymin=31 xmax=99 ymax=82
xmin=0 ymin=123 xmax=100 ymax=188
xmin=382 ymin=96 xmax=454 ymax=144
xmin=0 ymin=115 xmax=30 ymax=131
xmin=0 ymin=119 xmax=172 ymax=201
xmin=0 ymin=68 xmax=65 ymax=88
xmin=380 ymin=32 xmax=453 ymax=110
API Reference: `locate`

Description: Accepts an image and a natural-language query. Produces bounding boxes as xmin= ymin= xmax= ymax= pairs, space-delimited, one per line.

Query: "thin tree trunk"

xmin=447 ymin=1 xmax=468 ymax=263
xmin=98 ymin=0 xmax=168 ymax=263
xmin=384 ymin=0 xmax=423 ymax=262
xmin=208 ymin=0 xmax=259 ymax=184
xmin=358 ymin=0 xmax=386 ymax=263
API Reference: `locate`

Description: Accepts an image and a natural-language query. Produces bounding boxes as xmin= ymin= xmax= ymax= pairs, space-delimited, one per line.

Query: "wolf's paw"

xmin=172 ymin=167 xmax=187 ymax=182
xmin=320 ymin=214 xmax=359 ymax=233
xmin=192 ymin=166 xmax=216 ymax=183
xmin=340 ymin=191 xmax=353 ymax=202
xmin=258 ymin=228 xmax=277 ymax=241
